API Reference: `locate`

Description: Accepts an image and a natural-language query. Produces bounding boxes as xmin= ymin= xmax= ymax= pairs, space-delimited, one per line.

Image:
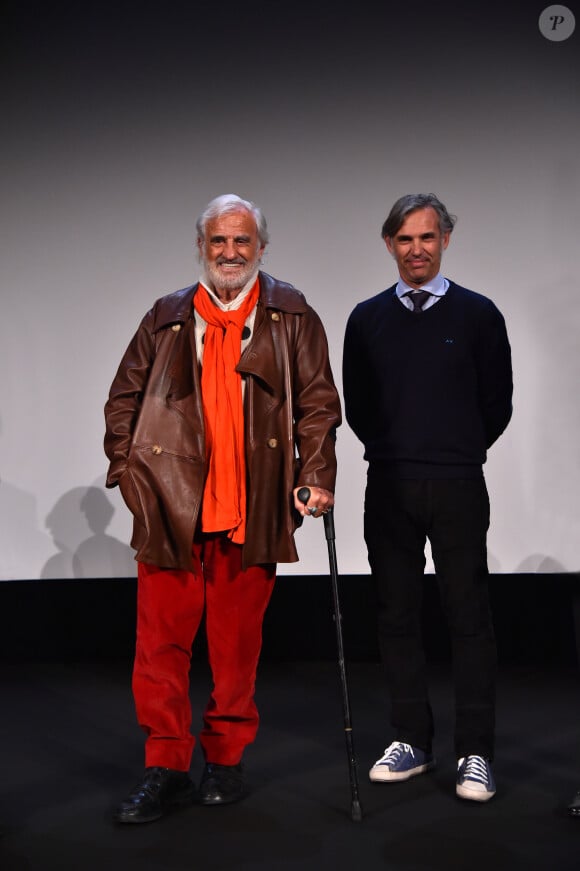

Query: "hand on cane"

xmin=293 ymin=486 xmax=334 ymax=518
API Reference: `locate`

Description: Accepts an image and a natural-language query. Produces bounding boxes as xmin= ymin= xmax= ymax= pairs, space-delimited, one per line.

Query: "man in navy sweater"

xmin=342 ymin=193 xmax=512 ymax=802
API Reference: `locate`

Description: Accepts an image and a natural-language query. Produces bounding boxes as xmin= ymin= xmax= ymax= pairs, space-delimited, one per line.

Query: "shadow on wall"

xmin=42 ymin=485 xmax=135 ymax=579
xmin=516 ymin=555 xmax=568 ymax=573
xmin=486 ymin=553 xmax=572 ymax=575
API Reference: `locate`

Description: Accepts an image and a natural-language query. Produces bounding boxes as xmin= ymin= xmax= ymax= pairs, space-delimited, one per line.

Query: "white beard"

xmin=204 ymin=255 xmax=261 ymax=292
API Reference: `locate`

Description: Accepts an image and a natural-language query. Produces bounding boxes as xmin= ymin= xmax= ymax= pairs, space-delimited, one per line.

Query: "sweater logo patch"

xmin=444 ymin=338 xmax=455 ymax=344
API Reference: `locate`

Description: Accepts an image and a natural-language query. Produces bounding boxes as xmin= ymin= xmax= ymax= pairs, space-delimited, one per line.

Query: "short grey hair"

xmin=196 ymin=194 xmax=270 ymax=247
xmin=381 ymin=193 xmax=457 ymax=239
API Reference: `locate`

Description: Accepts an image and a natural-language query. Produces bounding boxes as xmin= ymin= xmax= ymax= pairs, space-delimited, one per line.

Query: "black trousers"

xmin=364 ymin=471 xmax=497 ymax=761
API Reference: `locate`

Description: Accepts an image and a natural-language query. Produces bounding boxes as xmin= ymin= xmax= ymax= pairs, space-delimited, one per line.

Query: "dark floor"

xmin=1 ymin=657 xmax=579 ymax=871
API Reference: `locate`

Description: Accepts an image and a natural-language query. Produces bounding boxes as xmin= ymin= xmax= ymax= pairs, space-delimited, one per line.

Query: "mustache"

xmin=216 ymin=257 xmax=247 ymax=266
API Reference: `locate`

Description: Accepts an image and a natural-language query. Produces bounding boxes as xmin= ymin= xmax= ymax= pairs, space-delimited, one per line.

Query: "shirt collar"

xmin=395 ymin=273 xmax=448 ymax=299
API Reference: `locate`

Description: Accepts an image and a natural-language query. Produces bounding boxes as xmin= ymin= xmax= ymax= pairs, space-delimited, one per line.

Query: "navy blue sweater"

xmin=342 ymin=282 xmax=513 ymax=477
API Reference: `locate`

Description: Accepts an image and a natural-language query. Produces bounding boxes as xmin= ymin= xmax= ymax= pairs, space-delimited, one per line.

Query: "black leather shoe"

xmin=198 ymin=763 xmax=247 ymax=805
xmin=113 ymin=766 xmax=195 ymax=824
xmin=568 ymin=790 xmax=580 ymax=817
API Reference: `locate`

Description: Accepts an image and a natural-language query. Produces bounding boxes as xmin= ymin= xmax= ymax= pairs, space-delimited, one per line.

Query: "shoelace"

xmin=377 ymin=742 xmax=414 ymax=765
xmin=131 ymin=768 xmax=170 ymax=798
xmin=461 ymin=756 xmax=489 ymax=786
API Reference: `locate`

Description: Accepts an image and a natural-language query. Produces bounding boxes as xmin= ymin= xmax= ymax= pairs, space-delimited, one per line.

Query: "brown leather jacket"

xmin=104 ymin=272 xmax=341 ymax=571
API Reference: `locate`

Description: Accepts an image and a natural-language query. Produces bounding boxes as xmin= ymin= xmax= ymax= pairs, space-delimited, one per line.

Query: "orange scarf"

xmin=193 ymin=279 xmax=260 ymax=544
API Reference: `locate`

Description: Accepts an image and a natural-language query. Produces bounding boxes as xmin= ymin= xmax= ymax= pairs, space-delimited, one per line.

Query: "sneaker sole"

xmin=456 ymin=783 xmax=496 ymax=802
xmin=369 ymin=761 xmax=436 ymax=783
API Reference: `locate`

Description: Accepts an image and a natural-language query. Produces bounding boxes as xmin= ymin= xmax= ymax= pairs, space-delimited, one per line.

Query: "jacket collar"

xmin=257 ymin=271 xmax=309 ymax=314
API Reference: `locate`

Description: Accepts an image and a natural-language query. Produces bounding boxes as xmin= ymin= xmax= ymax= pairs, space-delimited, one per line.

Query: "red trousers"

xmin=133 ymin=535 xmax=275 ymax=771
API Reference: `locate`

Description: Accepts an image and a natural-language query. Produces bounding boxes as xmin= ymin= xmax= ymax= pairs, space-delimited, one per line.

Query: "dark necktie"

xmin=405 ymin=289 xmax=431 ymax=312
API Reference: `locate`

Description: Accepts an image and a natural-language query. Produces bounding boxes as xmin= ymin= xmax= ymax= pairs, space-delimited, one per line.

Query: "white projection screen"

xmin=1 ymin=1 xmax=578 ymax=580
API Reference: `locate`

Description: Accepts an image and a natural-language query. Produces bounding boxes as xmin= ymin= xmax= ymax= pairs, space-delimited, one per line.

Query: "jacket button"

xmin=171 ymin=324 xmax=182 ymax=332
xmin=271 ymin=312 xmax=280 ymax=322
xmin=152 ymin=444 xmax=163 ymax=455
xmin=267 ymin=438 xmax=278 ymax=448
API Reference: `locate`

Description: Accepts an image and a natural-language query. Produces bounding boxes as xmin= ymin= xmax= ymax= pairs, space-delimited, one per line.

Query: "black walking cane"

xmin=297 ymin=487 xmax=363 ymax=822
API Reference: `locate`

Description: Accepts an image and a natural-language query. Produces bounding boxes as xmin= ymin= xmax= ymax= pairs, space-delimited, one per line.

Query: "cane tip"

xmin=351 ymin=800 xmax=363 ymax=822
